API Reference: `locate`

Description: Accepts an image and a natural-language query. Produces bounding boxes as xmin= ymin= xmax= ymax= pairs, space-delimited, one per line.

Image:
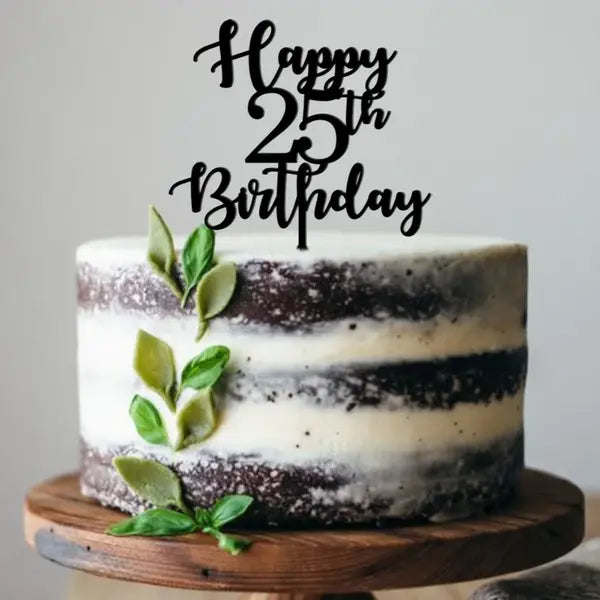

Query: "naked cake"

xmin=77 ymin=219 xmax=527 ymax=527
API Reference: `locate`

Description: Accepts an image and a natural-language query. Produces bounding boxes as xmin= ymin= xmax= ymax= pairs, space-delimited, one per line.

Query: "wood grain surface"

xmin=24 ymin=470 xmax=584 ymax=593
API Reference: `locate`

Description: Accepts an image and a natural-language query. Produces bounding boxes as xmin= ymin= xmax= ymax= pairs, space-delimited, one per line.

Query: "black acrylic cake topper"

xmin=169 ymin=19 xmax=431 ymax=249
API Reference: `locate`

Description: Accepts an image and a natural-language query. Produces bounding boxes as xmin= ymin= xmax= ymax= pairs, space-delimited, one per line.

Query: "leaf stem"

xmin=180 ymin=286 xmax=193 ymax=309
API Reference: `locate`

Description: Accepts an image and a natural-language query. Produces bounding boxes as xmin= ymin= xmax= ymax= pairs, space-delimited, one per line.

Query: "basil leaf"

xmin=107 ymin=508 xmax=198 ymax=537
xmin=175 ymin=389 xmax=217 ymax=450
xmin=133 ymin=329 xmax=177 ymax=412
xmin=195 ymin=262 xmax=237 ymax=321
xmin=129 ymin=395 xmax=169 ymax=446
xmin=180 ymin=345 xmax=230 ymax=392
xmin=113 ymin=456 xmax=187 ymax=512
xmin=194 ymin=507 xmax=212 ymax=529
xmin=181 ymin=226 xmax=215 ymax=308
xmin=209 ymin=494 xmax=254 ymax=529
xmin=147 ymin=205 xmax=182 ymax=299
xmin=204 ymin=528 xmax=252 ymax=556
xmin=217 ymin=533 xmax=252 ymax=556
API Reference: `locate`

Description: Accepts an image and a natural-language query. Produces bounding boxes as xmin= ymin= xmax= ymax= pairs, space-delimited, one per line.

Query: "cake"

xmin=77 ymin=226 xmax=527 ymax=527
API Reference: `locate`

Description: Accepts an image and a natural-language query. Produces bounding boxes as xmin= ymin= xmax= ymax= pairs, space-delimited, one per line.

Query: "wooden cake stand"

xmin=24 ymin=469 xmax=584 ymax=598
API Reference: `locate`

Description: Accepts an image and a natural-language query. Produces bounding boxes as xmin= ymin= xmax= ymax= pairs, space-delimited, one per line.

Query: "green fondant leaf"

xmin=181 ymin=225 xmax=215 ymax=308
xmin=180 ymin=345 xmax=230 ymax=392
xmin=196 ymin=318 xmax=208 ymax=342
xmin=195 ymin=262 xmax=236 ymax=338
xmin=204 ymin=527 xmax=252 ymax=555
xmin=175 ymin=389 xmax=217 ymax=450
xmin=113 ymin=456 xmax=187 ymax=513
xmin=134 ymin=329 xmax=177 ymax=412
xmin=209 ymin=494 xmax=254 ymax=529
xmin=147 ymin=205 xmax=182 ymax=299
xmin=129 ymin=395 xmax=169 ymax=446
xmin=107 ymin=508 xmax=198 ymax=537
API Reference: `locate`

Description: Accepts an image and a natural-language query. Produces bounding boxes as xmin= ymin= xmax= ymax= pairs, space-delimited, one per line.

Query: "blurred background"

xmin=2 ymin=0 xmax=600 ymax=597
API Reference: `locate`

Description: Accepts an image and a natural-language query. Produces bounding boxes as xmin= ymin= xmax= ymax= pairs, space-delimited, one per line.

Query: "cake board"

xmin=24 ymin=469 xmax=584 ymax=598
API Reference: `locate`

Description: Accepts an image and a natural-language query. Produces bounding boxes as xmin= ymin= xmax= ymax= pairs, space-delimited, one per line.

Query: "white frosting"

xmin=77 ymin=310 xmax=525 ymax=372
xmin=77 ymin=232 xmax=525 ymax=268
xmin=80 ymin=382 xmax=523 ymax=469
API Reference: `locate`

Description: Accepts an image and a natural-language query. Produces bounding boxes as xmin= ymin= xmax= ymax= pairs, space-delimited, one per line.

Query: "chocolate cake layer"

xmin=77 ymin=247 xmax=526 ymax=329
xmin=81 ymin=432 xmax=523 ymax=527
xmin=224 ymin=347 xmax=527 ymax=409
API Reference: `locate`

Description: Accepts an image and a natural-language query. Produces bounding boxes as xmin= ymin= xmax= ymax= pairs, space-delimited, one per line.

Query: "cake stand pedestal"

xmin=24 ymin=469 xmax=584 ymax=598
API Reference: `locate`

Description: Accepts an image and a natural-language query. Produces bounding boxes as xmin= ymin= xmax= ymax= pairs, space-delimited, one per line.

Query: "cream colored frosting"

xmin=77 ymin=232 xmax=526 ymax=267
xmin=79 ymin=378 xmax=523 ymax=469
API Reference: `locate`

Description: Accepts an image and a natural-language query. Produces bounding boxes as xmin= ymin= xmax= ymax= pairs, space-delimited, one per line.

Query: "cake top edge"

xmin=77 ymin=232 xmax=526 ymax=264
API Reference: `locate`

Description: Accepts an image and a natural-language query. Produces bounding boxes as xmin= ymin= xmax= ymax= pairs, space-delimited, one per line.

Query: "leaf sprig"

xmin=108 ymin=456 xmax=253 ymax=555
xmin=147 ymin=206 xmax=236 ymax=341
xmin=131 ymin=330 xmax=230 ymax=450
xmin=147 ymin=206 xmax=182 ymax=300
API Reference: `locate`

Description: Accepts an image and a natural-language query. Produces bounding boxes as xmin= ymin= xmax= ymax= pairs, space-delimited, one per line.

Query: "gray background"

xmin=2 ymin=0 xmax=599 ymax=597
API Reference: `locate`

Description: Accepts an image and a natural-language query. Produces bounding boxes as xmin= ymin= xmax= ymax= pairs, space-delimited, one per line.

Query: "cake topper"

xmin=169 ymin=19 xmax=431 ymax=249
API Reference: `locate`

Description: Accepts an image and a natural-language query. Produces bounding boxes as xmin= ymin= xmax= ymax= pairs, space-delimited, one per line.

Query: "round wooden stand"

xmin=24 ymin=470 xmax=584 ymax=598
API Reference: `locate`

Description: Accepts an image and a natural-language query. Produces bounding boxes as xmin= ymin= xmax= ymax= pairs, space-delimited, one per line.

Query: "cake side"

xmin=77 ymin=232 xmax=527 ymax=526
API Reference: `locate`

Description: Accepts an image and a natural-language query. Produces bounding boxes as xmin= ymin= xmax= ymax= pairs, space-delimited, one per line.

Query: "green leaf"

xmin=195 ymin=262 xmax=237 ymax=321
xmin=133 ymin=330 xmax=177 ymax=412
xmin=147 ymin=205 xmax=182 ymax=299
xmin=107 ymin=508 xmax=198 ymax=537
xmin=196 ymin=318 xmax=208 ymax=342
xmin=204 ymin=528 xmax=252 ymax=555
xmin=129 ymin=395 xmax=169 ymax=446
xmin=175 ymin=390 xmax=217 ymax=450
xmin=217 ymin=533 xmax=252 ymax=556
xmin=181 ymin=225 xmax=215 ymax=308
xmin=209 ymin=495 xmax=254 ymax=529
xmin=180 ymin=345 xmax=230 ymax=392
xmin=113 ymin=456 xmax=187 ymax=513
xmin=194 ymin=507 xmax=212 ymax=529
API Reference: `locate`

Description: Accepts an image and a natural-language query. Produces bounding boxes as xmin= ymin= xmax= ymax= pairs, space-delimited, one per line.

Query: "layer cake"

xmin=77 ymin=232 xmax=527 ymax=526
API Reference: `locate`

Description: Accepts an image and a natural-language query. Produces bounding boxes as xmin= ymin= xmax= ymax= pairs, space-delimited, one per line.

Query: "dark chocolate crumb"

xmin=288 ymin=393 xmax=293 ymax=398
xmin=346 ymin=402 xmax=357 ymax=412
xmin=304 ymin=430 xmax=310 ymax=436
xmin=348 ymin=323 xmax=357 ymax=330
xmin=295 ymin=444 xmax=300 ymax=449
